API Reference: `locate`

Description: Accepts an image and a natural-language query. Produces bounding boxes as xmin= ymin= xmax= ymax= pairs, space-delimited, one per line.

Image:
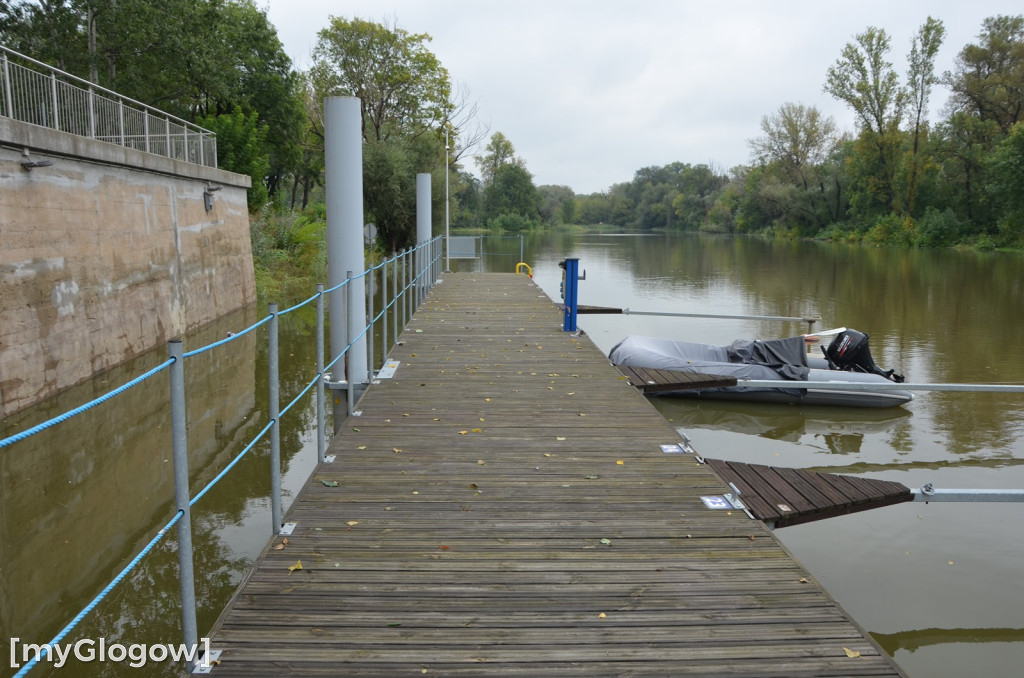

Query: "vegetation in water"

xmin=3 ymin=5 xmax=1023 ymax=249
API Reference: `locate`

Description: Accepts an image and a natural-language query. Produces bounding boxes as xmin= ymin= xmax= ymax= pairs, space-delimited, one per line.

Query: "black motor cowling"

xmin=823 ymin=329 xmax=905 ymax=383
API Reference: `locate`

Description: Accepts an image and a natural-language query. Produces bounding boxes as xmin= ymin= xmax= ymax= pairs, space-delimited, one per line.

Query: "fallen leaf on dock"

xmin=273 ymin=538 xmax=289 ymax=551
xmin=616 ymin=460 xmax=625 ymax=466
xmin=346 ymin=521 xmax=359 ymax=526
xmin=842 ymin=647 xmax=861 ymax=658
xmin=288 ymin=560 xmax=303 ymax=574
xmin=320 ymin=479 xmax=339 ymax=487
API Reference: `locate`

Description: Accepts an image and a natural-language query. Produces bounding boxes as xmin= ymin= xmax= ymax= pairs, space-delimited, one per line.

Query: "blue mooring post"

xmin=559 ymin=258 xmax=580 ymax=332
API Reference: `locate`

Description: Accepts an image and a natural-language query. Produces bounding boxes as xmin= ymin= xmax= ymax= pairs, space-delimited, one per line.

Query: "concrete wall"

xmin=0 ymin=117 xmax=256 ymax=416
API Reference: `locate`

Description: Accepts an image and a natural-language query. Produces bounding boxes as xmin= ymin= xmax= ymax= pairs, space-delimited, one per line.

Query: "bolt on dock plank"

xmin=206 ymin=272 xmax=904 ymax=677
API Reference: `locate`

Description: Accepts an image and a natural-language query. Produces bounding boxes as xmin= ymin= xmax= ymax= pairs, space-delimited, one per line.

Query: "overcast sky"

xmin=264 ymin=1 xmax=1023 ymax=195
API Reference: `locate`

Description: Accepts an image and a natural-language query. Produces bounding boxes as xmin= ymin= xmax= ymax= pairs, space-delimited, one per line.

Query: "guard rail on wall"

xmin=0 ymin=236 xmax=443 ymax=675
xmin=0 ymin=44 xmax=216 ymax=167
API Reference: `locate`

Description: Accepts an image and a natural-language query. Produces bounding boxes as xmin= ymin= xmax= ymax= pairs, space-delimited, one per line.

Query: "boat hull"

xmin=609 ymin=335 xmax=913 ymax=408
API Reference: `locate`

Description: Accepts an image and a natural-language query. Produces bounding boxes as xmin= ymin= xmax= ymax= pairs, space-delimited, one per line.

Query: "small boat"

xmin=609 ymin=329 xmax=914 ymax=408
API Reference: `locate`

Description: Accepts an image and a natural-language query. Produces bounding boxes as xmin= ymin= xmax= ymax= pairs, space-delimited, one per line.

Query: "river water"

xmin=2 ymin=232 xmax=1022 ymax=677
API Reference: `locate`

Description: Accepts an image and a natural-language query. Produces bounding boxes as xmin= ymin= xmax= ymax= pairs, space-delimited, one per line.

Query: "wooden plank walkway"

xmin=704 ymin=458 xmax=914 ymax=528
xmin=206 ymin=272 xmax=904 ymax=677
xmin=616 ymin=364 xmax=738 ymax=394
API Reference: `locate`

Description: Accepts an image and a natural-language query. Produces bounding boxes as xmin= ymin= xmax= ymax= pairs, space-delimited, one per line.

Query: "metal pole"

xmin=445 ymin=128 xmax=450 ymax=271
xmin=416 ymin=173 xmax=431 ymax=300
xmin=168 ymin=340 xmax=198 ymax=653
xmin=392 ymin=251 xmax=399 ymax=347
xmin=316 ymin=285 xmax=326 ymax=463
xmin=50 ymin=72 xmax=59 ymax=130
xmin=325 ymin=96 xmax=367 ymax=388
xmin=402 ymin=250 xmax=409 ymax=327
xmin=268 ymin=303 xmax=282 ymax=533
xmin=624 ymin=308 xmax=820 ymax=325
xmin=367 ymin=266 xmax=375 ymax=377
xmin=346 ymin=271 xmax=357 ymax=417
xmin=382 ymin=258 xmax=388 ymax=361
xmin=2 ymin=54 xmax=12 ymax=120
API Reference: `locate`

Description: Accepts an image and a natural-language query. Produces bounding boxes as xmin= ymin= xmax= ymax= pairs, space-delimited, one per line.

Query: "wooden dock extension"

xmin=206 ymin=273 xmax=904 ymax=677
xmin=705 ymin=458 xmax=914 ymax=528
xmin=617 ymin=364 xmax=738 ymax=394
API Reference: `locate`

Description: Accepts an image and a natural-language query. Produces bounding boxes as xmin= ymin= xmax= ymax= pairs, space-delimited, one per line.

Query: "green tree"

xmin=198 ymin=109 xmax=270 ymax=210
xmin=825 ymin=26 xmax=907 ymax=216
xmin=748 ymin=103 xmax=839 ymax=233
xmin=904 ymin=17 xmax=945 ymax=214
xmin=985 ymin=121 xmax=1024 ymax=244
xmin=475 ymin=132 xmax=523 ymax=185
xmin=946 ymin=15 xmax=1024 ymax=134
xmin=483 ymin=163 xmax=539 ymax=226
xmin=309 ymin=17 xmax=450 ymax=143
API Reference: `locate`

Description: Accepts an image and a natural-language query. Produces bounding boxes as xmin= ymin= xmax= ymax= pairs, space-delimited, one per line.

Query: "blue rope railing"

xmin=4 ymin=236 xmax=444 ymax=674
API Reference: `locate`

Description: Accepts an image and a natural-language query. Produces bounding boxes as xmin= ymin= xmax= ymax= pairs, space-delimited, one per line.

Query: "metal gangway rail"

xmin=0 ymin=237 xmax=443 ymax=675
xmin=1 ymin=44 xmax=216 ymax=167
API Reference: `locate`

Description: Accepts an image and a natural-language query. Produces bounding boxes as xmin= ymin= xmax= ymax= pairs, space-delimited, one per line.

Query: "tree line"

xmin=3 ymin=4 xmax=1022 ymax=251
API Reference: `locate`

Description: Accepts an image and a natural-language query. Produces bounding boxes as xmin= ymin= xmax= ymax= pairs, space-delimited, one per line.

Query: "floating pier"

xmin=205 ymin=273 xmax=904 ymax=676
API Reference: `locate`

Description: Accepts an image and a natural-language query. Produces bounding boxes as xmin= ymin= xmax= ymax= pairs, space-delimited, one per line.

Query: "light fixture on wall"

xmin=21 ymin=148 xmax=53 ymax=170
xmin=203 ymin=184 xmax=221 ymax=212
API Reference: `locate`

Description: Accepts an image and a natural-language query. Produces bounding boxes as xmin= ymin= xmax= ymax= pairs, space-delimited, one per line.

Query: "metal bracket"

xmin=279 ymin=522 xmax=297 ymax=536
xmin=191 ymin=649 xmax=222 ymax=674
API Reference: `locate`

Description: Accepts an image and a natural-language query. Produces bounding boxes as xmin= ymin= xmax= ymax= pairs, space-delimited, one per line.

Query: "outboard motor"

xmin=823 ymin=329 xmax=905 ymax=383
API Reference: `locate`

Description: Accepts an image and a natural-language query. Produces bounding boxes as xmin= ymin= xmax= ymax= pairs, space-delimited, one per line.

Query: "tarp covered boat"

xmin=609 ymin=330 xmax=914 ymax=408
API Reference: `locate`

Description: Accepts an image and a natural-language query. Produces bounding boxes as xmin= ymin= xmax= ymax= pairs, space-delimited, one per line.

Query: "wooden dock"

xmin=616 ymin=364 xmax=738 ymax=394
xmin=704 ymin=458 xmax=914 ymax=528
xmin=206 ymin=273 xmax=904 ymax=676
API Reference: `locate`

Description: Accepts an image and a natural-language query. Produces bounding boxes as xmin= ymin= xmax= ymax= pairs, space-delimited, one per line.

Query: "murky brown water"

xmin=3 ymin=232 xmax=1022 ymax=676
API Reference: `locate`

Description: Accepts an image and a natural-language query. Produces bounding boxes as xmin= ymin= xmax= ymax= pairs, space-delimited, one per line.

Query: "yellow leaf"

xmin=357 ymin=445 xmax=367 ymax=450
xmin=598 ymin=612 xmax=606 ymax=619
xmin=484 ymin=398 xmax=492 ymax=402
xmin=842 ymin=647 xmax=861 ymax=658
xmin=393 ymin=447 xmax=403 ymax=453
xmin=556 ymin=436 xmax=566 ymax=441
xmin=543 ymin=453 xmax=552 ymax=457
xmin=458 ymin=430 xmax=468 ymax=435
xmin=471 ymin=428 xmax=482 ymax=433
xmin=616 ymin=460 xmax=625 ymax=466
xmin=346 ymin=520 xmax=359 ymax=526
xmin=288 ymin=560 xmax=303 ymax=574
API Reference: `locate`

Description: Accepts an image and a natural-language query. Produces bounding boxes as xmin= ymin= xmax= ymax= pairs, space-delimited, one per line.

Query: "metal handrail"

xmin=0 ymin=44 xmax=216 ymax=167
xmin=3 ymin=236 xmax=443 ymax=675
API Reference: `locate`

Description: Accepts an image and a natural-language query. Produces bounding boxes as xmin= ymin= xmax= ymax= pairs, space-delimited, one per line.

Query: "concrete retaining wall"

xmin=0 ymin=117 xmax=256 ymax=416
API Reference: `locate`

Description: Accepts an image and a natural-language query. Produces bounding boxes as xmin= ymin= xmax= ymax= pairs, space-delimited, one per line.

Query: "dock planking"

xmin=616 ymin=364 xmax=738 ymax=394
xmin=704 ymin=458 xmax=914 ymax=528
xmin=206 ymin=272 xmax=904 ymax=677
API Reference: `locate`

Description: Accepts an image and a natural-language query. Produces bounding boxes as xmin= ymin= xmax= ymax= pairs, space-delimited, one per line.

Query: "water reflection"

xmin=1 ymin=303 xmax=325 ymax=677
xmin=649 ymin=397 xmax=912 ymax=454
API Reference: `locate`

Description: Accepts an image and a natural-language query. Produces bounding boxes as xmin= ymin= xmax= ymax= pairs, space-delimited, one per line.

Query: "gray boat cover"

xmin=608 ymin=335 xmax=811 ymax=395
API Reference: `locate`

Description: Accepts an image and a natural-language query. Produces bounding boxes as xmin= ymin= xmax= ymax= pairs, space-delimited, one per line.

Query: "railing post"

xmin=87 ymin=86 xmax=96 ymax=139
xmin=50 ymin=71 xmax=60 ymax=130
xmin=268 ymin=303 xmax=282 ymax=533
xmin=143 ymin=112 xmax=150 ymax=153
xmin=2 ymin=53 xmax=11 ymax=119
xmin=391 ymin=252 xmax=399 ymax=348
xmin=346 ymin=271 xmax=357 ymax=417
xmin=165 ymin=115 xmax=171 ymax=160
xmin=168 ymin=340 xmax=199 ymax=655
xmin=402 ymin=250 xmax=410 ymax=327
xmin=367 ymin=266 xmax=375 ymax=377
xmin=316 ymin=285 xmax=326 ymax=464
xmin=381 ymin=258 xmax=388 ymax=361
xmin=117 ymin=98 xmax=125 ymax=147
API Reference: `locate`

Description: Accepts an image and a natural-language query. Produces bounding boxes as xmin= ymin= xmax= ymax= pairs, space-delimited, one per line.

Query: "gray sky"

xmin=264 ymin=0 xmax=1022 ymax=195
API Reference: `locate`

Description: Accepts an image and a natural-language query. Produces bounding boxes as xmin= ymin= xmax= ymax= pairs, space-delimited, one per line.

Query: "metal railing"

xmin=1 ymin=44 xmax=216 ymax=167
xmin=0 ymin=237 xmax=443 ymax=675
